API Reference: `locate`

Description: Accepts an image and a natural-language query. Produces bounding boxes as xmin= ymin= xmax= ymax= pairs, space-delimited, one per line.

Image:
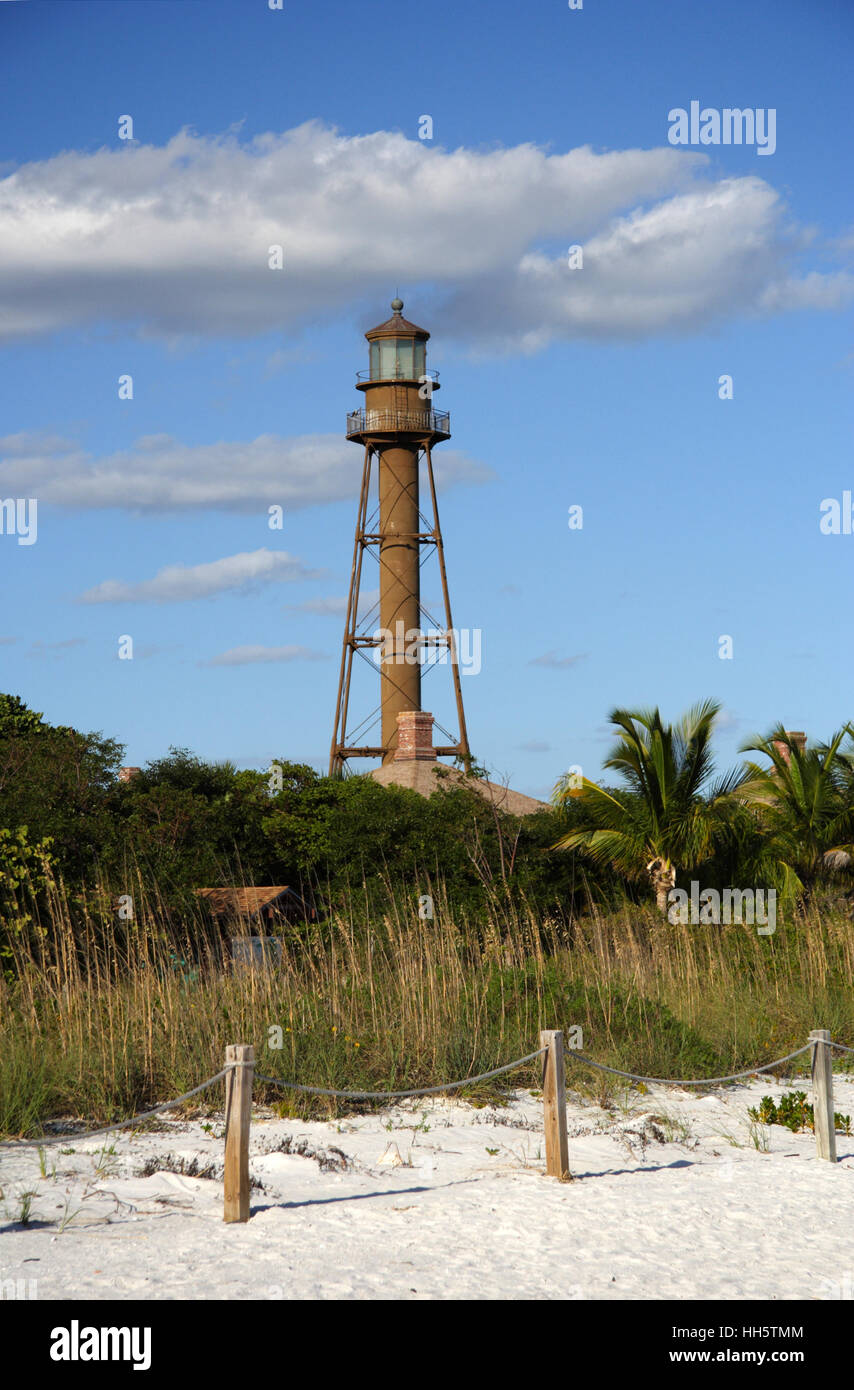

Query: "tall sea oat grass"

xmin=1 ymin=872 xmax=852 ymax=1138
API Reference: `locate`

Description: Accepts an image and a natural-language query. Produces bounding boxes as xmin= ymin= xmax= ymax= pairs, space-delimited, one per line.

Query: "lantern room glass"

xmin=370 ymin=338 xmax=426 ymax=380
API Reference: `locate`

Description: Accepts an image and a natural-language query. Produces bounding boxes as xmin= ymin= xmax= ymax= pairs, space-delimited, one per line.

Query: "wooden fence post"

xmin=540 ymin=1030 xmax=571 ymax=1182
xmin=224 ymin=1043 xmax=255 ymax=1222
xmin=809 ymin=1029 xmax=837 ymax=1164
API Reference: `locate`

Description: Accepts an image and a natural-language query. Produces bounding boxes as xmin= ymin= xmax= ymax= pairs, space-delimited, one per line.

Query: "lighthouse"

xmin=329 ymin=299 xmax=471 ymax=775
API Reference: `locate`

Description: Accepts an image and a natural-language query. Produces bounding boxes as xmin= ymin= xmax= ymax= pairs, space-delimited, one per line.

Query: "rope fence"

xmin=562 ymin=1044 xmax=815 ymax=1088
xmin=0 ymin=1070 xmax=232 ymax=1151
xmin=1 ymin=1030 xmax=850 ymax=1219
xmin=253 ymin=1047 xmax=548 ymax=1100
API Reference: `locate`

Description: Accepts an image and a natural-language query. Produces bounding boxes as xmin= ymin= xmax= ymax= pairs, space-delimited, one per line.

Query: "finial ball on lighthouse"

xmin=391 ymin=297 xmax=404 ymax=312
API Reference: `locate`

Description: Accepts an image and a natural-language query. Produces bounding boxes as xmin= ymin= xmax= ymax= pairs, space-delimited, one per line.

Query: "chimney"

xmin=394 ymin=710 xmax=435 ymax=762
xmin=772 ymin=731 xmax=806 ymax=766
xmin=119 ymin=766 xmax=141 ymax=783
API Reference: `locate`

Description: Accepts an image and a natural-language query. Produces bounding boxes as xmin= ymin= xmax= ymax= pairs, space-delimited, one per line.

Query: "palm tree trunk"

xmin=646 ymin=857 xmax=676 ymax=914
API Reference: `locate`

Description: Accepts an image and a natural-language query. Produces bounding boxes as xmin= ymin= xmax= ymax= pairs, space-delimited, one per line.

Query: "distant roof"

xmin=370 ymin=763 xmax=549 ymax=816
xmin=365 ymin=298 xmax=430 ymax=341
xmin=195 ymin=886 xmax=304 ymax=917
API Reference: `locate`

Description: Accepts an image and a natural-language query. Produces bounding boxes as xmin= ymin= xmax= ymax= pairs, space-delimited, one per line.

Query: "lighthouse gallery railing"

xmin=346 ymin=407 xmax=450 ymax=437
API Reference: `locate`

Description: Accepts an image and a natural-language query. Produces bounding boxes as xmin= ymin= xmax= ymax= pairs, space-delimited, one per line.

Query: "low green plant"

xmin=15 ymin=1189 xmax=37 ymax=1224
xmin=747 ymin=1117 xmax=770 ymax=1152
xmin=37 ymin=1146 xmax=56 ymax=1180
xmin=749 ymin=1091 xmax=851 ymax=1135
xmin=647 ymin=1108 xmax=692 ymax=1144
xmin=57 ymin=1193 xmax=83 ymax=1233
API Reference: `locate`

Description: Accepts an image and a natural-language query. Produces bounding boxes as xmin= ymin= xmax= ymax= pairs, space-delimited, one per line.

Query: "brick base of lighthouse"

xmin=370 ymin=710 xmax=547 ymax=817
xmin=393 ymin=710 xmax=436 ymax=761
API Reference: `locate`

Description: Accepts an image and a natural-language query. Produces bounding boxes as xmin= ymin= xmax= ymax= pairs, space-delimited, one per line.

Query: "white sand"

xmin=2 ymin=1075 xmax=853 ymax=1301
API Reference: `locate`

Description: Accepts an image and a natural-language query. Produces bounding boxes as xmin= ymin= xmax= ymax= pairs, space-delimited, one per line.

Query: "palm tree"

xmin=552 ymin=699 xmax=744 ymax=911
xmin=737 ymin=725 xmax=854 ymax=894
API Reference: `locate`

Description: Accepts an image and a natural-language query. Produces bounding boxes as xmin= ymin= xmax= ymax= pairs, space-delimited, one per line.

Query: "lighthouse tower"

xmin=329 ymin=299 xmax=471 ymax=775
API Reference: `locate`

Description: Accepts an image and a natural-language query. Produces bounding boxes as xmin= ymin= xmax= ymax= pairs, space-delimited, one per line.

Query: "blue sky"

xmin=1 ymin=0 xmax=852 ymax=799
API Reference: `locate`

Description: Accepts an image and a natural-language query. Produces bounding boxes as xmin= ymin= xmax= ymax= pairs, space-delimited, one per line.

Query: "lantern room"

xmin=359 ymin=298 xmax=436 ymax=388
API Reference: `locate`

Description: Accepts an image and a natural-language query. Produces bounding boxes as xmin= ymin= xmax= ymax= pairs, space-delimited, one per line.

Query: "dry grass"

xmin=1 ymin=874 xmax=853 ymax=1138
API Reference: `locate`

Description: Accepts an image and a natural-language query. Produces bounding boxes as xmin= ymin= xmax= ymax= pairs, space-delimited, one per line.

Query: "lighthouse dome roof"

xmin=365 ymin=299 xmax=430 ymax=341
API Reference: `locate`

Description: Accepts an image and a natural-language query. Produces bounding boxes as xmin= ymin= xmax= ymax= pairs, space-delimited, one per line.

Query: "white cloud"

xmin=30 ymin=638 xmax=86 ymax=650
xmin=78 ymin=548 xmax=317 ymax=603
xmin=715 ymin=707 xmax=746 ymax=733
xmin=443 ymin=179 xmax=854 ymax=349
xmin=0 ymin=431 xmax=491 ymax=514
xmin=26 ymin=637 xmax=87 ymax=660
xmin=529 ymin=651 xmax=588 ymax=669
xmin=286 ymin=587 xmax=380 ymax=616
xmin=758 ymin=270 xmax=854 ymax=314
xmin=830 ymin=226 xmax=854 ymax=256
xmin=0 ymin=122 xmax=845 ymax=347
xmin=204 ymin=644 xmax=329 ymax=667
